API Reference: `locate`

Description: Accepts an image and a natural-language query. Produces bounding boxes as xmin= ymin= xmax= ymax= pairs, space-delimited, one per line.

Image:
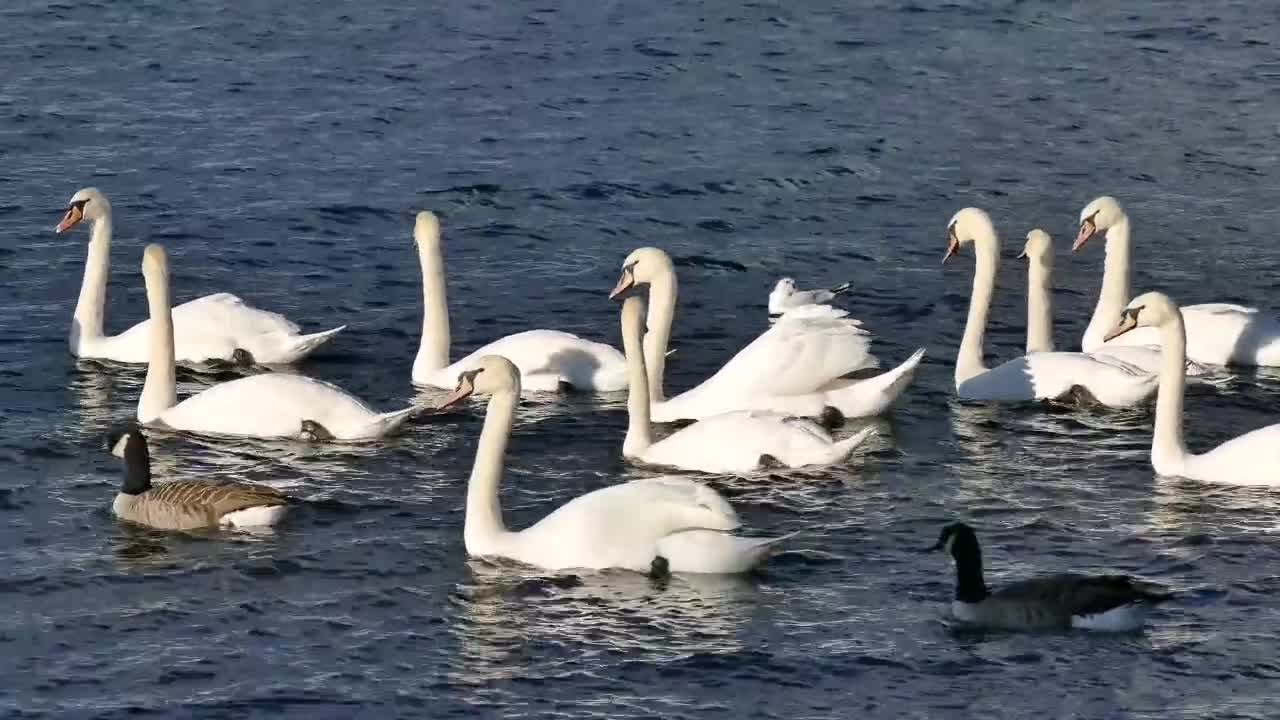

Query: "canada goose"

xmin=107 ymin=428 xmax=292 ymax=530
xmin=930 ymin=522 xmax=1172 ymax=632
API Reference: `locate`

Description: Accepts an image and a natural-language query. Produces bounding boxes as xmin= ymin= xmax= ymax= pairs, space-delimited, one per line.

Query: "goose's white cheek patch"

xmin=111 ymin=435 xmax=130 ymax=458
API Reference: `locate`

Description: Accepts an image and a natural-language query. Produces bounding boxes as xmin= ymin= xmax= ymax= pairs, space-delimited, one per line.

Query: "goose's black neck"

xmin=120 ymin=435 xmax=152 ymax=495
xmin=951 ymin=530 xmax=989 ymax=603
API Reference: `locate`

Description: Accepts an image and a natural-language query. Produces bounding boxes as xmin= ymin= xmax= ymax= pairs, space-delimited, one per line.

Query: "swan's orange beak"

xmin=56 ymin=205 xmax=84 ymax=234
xmin=1072 ymin=218 xmax=1097 ymax=253
xmin=943 ymin=229 xmax=960 ymax=264
xmin=1103 ymin=308 xmax=1140 ymax=342
xmin=609 ymin=269 xmax=634 ymax=300
xmin=438 ymin=377 xmax=476 ymax=410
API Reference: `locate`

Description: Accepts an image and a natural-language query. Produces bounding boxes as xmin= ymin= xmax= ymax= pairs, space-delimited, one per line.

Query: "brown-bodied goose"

xmin=108 ymin=428 xmax=291 ymax=530
xmin=931 ymin=522 xmax=1171 ymax=632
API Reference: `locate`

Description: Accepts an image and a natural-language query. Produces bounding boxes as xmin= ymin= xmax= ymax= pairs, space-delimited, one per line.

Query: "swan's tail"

xmin=270 ymin=325 xmax=347 ymax=363
xmin=360 ymin=404 xmax=423 ymax=439
xmin=825 ymin=426 xmax=876 ymax=465
xmin=657 ymin=529 xmax=800 ymax=574
xmin=822 ymin=348 xmax=925 ymax=418
xmin=827 ymin=282 xmax=851 ymax=295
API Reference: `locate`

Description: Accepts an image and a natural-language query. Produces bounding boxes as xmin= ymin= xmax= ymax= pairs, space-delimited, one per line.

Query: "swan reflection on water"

xmin=450 ymin=559 xmax=759 ymax=686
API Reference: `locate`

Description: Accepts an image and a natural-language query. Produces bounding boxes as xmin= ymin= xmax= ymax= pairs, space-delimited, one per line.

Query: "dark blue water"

xmin=4 ymin=0 xmax=1280 ymax=717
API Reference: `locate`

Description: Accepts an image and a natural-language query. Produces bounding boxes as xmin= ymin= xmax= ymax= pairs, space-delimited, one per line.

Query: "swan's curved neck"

xmin=138 ymin=267 xmax=177 ymax=423
xmin=621 ymin=303 xmax=653 ymax=456
xmin=465 ymin=387 xmax=517 ymax=554
xmin=956 ymin=237 xmax=998 ymax=387
xmin=72 ymin=214 xmax=112 ymax=350
xmin=1152 ymin=310 xmax=1189 ymax=474
xmin=1025 ymin=254 xmax=1054 ymax=354
xmin=413 ymin=240 xmax=451 ymax=379
xmin=643 ymin=272 xmax=678 ymax=403
xmin=1083 ymin=218 xmax=1131 ymax=352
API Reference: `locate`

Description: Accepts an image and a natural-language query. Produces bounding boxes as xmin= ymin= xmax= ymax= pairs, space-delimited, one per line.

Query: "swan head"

xmin=141 ymin=243 xmax=169 ymax=282
xmin=944 ymin=208 xmax=996 ymax=263
xmin=414 ymin=211 xmax=441 ymax=248
xmin=1104 ymin=291 xmax=1177 ymax=341
xmin=56 ymin=187 xmax=111 ymax=234
xmin=1074 ymin=196 xmax=1124 ymax=252
xmin=438 ymin=355 xmax=520 ymax=408
xmin=1019 ymin=229 xmax=1052 ymax=262
xmin=610 ymin=247 xmax=673 ymax=300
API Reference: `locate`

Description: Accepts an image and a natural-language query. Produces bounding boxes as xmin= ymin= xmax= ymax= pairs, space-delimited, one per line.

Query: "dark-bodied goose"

xmin=931 ymin=522 xmax=1171 ymax=632
xmin=108 ymin=428 xmax=291 ymax=530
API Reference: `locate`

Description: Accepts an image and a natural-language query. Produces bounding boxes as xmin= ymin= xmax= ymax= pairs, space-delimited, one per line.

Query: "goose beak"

xmin=924 ymin=540 xmax=944 ymax=552
xmin=609 ymin=270 xmax=634 ymax=300
xmin=56 ymin=205 xmax=84 ymax=234
xmin=1103 ymin=312 xmax=1139 ymax=342
xmin=1072 ymin=218 xmax=1097 ymax=253
xmin=438 ymin=378 xmax=476 ymax=410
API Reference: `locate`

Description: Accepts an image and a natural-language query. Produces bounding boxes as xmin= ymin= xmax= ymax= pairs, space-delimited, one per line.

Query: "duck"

xmin=768 ymin=277 xmax=851 ymax=317
xmin=107 ymin=428 xmax=291 ymax=529
xmin=616 ymin=292 xmax=875 ymax=474
xmin=1019 ymin=228 xmax=1211 ymax=377
xmin=411 ymin=211 xmax=626 ymax=393
xmin=610 ymin=247 xmax=925 ymax=422
xmin=945 ymin=208 xmax=1156 ymax=407
xmin=438 ymin=354 xmax=792 ymax=574
xmin=56 ymin=187 xmax=344 ymax=364
xmin=1074 ymin=195 xmax=1280 ymax=366
xmin=137 ymin=244 xmax=419 ymax=440
xmin=1105 ymin=291 xmax=1280 ymax=485
xmin=931 ymin=522 xmax=1172 ymax=632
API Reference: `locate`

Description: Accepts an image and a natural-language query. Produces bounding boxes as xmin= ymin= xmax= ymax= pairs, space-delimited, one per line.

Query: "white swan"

xmin=138 ymin=244 xmax=418 ymax=440
xmin=945 ymin=208 xmax=1156 ymax=407
xmin=1075 ymin=195 xmax=1280 ymax=366
xmin=56 ymin=188 xmax=344 ymax=364
xmin=438 ymin=355 xmax=792 ymax=573
xmin=768 ymin=277 xmax=850 ymax=316
xmin=610 ymin=247 xmax=925 ymax=423
xmin=1105 ymin=292 xmax=1280 ymax=485
xmin=411 ymin=211 xmax=626 ymax=393
xmin=617 ymin=293 xmax=875 ymax=474
xmin=1020 ymin=229 xmax=1212 ymax=377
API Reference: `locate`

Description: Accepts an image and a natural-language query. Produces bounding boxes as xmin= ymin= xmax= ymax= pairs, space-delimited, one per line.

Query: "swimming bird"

xmin=56 ymin=187 xmax=344 ymax=364
xmin=438 ymin=355 xmax=792 ymax=573
xmin=931 ymin=522 xmax=1171 ymax=632
xmin=107 ymin=428 xmax=292 ymax=530
xmin=768 ymin=277 xmax=851 ymax=317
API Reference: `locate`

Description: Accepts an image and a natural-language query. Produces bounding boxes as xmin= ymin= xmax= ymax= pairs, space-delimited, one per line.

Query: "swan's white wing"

xmin=175 ymin=293 xmax=303 ymax=335
xmin=640 ymin=411 xmax=836 ymax=473
xmin=106 ymin=293 xmax=341 ymax=364
xmin=1184 ymin=424 xmax=1280 ymax=486
xmin=673 ymin=308 xmax=876 ymax=403
xmin=508 ymin=477 xmax=740 ymax=571
xmin=428 ymin=329 xmax=626 ymax=392
xmin=157 ymin=374 xmax=405 ymax=440
xmin=961 ymin=353 xmax=1154 ymax=407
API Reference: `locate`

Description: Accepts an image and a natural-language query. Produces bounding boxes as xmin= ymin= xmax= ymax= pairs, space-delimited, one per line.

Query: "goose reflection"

xmin=449 ymin=559 xmax=757 ymax=686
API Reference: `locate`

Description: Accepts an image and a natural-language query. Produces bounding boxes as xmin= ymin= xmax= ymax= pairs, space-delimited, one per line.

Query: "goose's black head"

xmin=931 ymin=522 xmax=987 ymax=602
xmin=107 ymin=427 xmax=151 ymax=495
